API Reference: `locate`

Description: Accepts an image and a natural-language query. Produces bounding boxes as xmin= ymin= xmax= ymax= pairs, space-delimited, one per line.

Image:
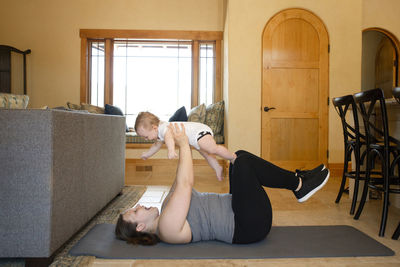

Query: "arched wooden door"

xmin=262 ymin=8 xmax=329 ymax=170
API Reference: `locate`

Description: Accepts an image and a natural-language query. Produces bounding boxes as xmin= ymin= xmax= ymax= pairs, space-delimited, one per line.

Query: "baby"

xmin=134 ymin=111 xmax=236 ymax=181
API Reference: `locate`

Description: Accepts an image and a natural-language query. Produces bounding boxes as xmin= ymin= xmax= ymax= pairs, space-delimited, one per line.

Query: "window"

xmin=89 ymin=41 xmax=105 ymax=107
xmin=80 ymin=30 xmax=222 ymax=126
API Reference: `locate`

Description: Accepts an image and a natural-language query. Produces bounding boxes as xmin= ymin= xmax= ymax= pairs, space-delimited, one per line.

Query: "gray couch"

xmin=0 ymin=109 xmax=125 ymax=259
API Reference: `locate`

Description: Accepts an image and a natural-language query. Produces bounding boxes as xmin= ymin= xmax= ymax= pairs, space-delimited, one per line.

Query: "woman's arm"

xmin=158 ymin=123 xmax=193 ymax=243
xmin=141 ymin=140 xmax=163 ymax=160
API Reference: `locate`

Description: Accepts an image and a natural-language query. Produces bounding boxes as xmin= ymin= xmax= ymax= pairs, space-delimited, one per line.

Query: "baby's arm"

xmin=141 ymin=140 xmax=163 ymax=160
xmin=164 ymin=126 xmax=177 ymax=159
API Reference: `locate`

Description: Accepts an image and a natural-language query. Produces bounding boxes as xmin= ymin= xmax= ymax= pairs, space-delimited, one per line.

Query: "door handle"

xmin=263 ymin=106 xmax=276 ymax=112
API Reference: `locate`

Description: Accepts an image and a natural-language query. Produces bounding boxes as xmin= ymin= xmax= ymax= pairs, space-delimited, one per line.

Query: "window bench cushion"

xmin=126 ymin=132 xmax=153 ymax=144
xmin=125 ymin=132 xmax=224 ymax=145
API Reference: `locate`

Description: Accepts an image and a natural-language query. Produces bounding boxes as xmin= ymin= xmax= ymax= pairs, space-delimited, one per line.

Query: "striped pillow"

xmin=204 ymin=101 xmax=224 ymax=135
xmin=188 ymin=104 xmax=206 ymax=123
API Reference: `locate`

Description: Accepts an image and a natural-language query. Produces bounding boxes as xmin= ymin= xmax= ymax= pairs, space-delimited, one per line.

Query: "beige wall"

xmin=224 ymin=0 xmax=363 ymax=163
xmin=0 ymin=0 xmax=224 ymax=108
xmin=362 ymin=0 xmax=400 ymax=38
xmin=2 ymin=0 xmax=400 ymax=163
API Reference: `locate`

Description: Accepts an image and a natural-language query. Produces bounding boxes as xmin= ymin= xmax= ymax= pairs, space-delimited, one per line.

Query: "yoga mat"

xmin=69 ymin=224 xmax=394 ymax=259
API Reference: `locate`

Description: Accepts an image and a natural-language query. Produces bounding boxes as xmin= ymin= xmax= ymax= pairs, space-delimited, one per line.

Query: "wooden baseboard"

xmin=328 ymin=163 xmax=350 ymax=178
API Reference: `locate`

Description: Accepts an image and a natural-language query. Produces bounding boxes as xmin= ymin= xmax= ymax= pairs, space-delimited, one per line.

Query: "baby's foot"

xmin=215 ymin=165 xmax=224 ymax=181
xmin=230 ymin=153 xmax=237 ymax=165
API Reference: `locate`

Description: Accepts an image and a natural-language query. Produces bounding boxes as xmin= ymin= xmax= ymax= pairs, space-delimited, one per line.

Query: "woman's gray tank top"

xmin=186 ymin=189 xmax=234 ymax=243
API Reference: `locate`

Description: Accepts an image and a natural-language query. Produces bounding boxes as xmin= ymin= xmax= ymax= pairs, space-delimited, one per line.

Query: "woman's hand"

xmin=168 ymin=123 xmax=189 ymax=147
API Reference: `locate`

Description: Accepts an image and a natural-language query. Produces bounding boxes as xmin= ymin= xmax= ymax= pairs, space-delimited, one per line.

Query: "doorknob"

xmin=263 ymin=106 xmax=276 ymax=112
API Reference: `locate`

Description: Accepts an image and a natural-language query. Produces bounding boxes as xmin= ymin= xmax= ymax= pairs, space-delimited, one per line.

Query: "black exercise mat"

xmin=69 ymin=224 xmax=394 ymax=259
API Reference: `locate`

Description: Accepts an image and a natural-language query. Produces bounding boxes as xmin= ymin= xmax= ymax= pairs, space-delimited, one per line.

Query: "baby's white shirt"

xmin=158 ymin=121 xmax=213 ymax=150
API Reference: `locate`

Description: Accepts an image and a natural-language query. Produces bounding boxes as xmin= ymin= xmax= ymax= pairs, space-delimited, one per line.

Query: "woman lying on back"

xmin=115 ymin=123 xmax=329 ymax=245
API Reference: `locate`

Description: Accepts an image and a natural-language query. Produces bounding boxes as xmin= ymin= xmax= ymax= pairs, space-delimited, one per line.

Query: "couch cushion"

xmin=169 ymin=106 xmax=188 ymax=122
xmin=0 ymin=93 xmax=29 ymax=109
xmin=204 ymin=101 xmax=224 ymax=135
xmin=187 ymin=104 xmax=206 ymax=123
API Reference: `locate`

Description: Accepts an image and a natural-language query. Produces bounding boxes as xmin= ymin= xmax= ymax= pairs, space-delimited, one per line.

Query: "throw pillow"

xmin=204 ymin=100 xmax=224 ymax=135
xmin=187 ymin=104 xmax=206 ymax=123
xmin=0 ymin=94 xmax=8 ymax=108
xmin=81 ymin=103 xmax=105 ymax=114
xmin=105 ymin=104 xmax=129 ymax=132
xmin=67 ymin=102 xmax=81 ymax=110
xmin=169 ymin=106 xmax=188 ymax=122
xmin=0 ymin=93 xmax=29 ymax=109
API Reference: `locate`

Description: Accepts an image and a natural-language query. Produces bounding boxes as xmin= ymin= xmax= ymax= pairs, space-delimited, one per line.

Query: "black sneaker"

xmin=295 ymin=164 xmax=325 ymax=179
xmin=294 ymin=168 xmax=330 ymax=203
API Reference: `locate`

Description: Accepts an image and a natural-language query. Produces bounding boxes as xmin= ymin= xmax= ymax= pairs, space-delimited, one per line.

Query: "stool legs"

xmin=350 ymin=148 xmax=362 ymax=215
xmin=336 ymin=147 xmax=350 ymax=204
xmin=392 ymin=222 xmax=400 ymax=240
xmin=354 ymin=153 xmax=371 ymax=220
xmin=355 ymin=151 xmax=391 ymax=237
xmin=379 ymin=158 xmax=390 ymax=237
xmin=336 ymin=145 xmax=361 ymax=215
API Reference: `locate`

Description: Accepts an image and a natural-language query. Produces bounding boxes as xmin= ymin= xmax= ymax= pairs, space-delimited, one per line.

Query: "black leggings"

xmin=230 ymin=150 xmax=299 ymax=244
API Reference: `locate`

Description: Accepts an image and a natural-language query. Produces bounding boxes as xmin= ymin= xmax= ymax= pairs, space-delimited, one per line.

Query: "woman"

xmin=115 ymin=123 xmax=329 ymax=245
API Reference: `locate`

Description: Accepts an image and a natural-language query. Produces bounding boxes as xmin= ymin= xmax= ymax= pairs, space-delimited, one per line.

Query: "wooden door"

xmin=375 ymin=37 xmax=396 ymax=97
xmin=262 ymin=9 xmax=329 ymax=170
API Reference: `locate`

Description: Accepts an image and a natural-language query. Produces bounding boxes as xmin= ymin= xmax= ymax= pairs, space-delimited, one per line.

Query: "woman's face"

xmin=122 ymin=204 xmax=159 ymax=229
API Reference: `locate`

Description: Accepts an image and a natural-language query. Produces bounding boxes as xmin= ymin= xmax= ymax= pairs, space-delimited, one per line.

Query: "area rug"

xmin=0 ymin=185 xmax=146 ymax=267
xmin=46 ymin=185 xmax=146 ymax=266
xmin=69 ymin=224 xmax=394 ymax=259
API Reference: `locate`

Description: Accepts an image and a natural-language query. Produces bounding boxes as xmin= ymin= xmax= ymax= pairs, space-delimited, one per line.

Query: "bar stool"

xmin=353 ymin=88 xmax=400 ymax=237
xmin=332 ymin=95 xmax=367 ymax=214
xmin=391 ymin=86 xmax=400 ymax=240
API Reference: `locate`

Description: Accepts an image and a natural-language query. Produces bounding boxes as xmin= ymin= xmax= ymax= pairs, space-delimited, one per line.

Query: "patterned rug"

xmin=0 ymin=185 xmax=146 ymax=267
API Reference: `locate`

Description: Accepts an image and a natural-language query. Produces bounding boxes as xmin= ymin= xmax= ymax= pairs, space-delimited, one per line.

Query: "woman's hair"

xmin=134 ymin=112 xmax=160 ymax=132
xmin=115 ymin=214 xmax=160 ymax=246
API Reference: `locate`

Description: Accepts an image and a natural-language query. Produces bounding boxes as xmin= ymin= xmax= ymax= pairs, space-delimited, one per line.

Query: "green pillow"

xmin=204 ymin=101 xmax=224 ymax=135
xmin=80 ymin=103 xmax=105 ymax=114
xmin=67 ymin=102 xmax=82 ymax=110
xmin=0 ymin=93 xmax=29 ymax=109
xmin=187 ymin=104 xmax=206 ymax=123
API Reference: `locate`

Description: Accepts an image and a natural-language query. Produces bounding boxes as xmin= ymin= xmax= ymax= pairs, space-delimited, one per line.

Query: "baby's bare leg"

xmin=198 ymin=149 xmax=224 ymax=181
xmin=197 ymin=135 xmax=235 ymax=161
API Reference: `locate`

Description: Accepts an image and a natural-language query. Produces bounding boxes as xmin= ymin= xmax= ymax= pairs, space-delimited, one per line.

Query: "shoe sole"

xmin=298 ymin=169 xmax=330 ymax=203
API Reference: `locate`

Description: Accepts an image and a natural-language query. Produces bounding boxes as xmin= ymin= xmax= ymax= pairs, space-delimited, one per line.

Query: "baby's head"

xmin=134 ymin=112 xmax=160 ymax=141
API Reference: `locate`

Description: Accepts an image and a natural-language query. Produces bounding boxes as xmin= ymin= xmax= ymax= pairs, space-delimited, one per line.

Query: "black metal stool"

xmin=390 ymin=86 xmax=400 ymax=240
xmin=353 ymin=88 xmax=400 ymax=237
xmin=332 ymin=95 xmax=367 ymax=214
